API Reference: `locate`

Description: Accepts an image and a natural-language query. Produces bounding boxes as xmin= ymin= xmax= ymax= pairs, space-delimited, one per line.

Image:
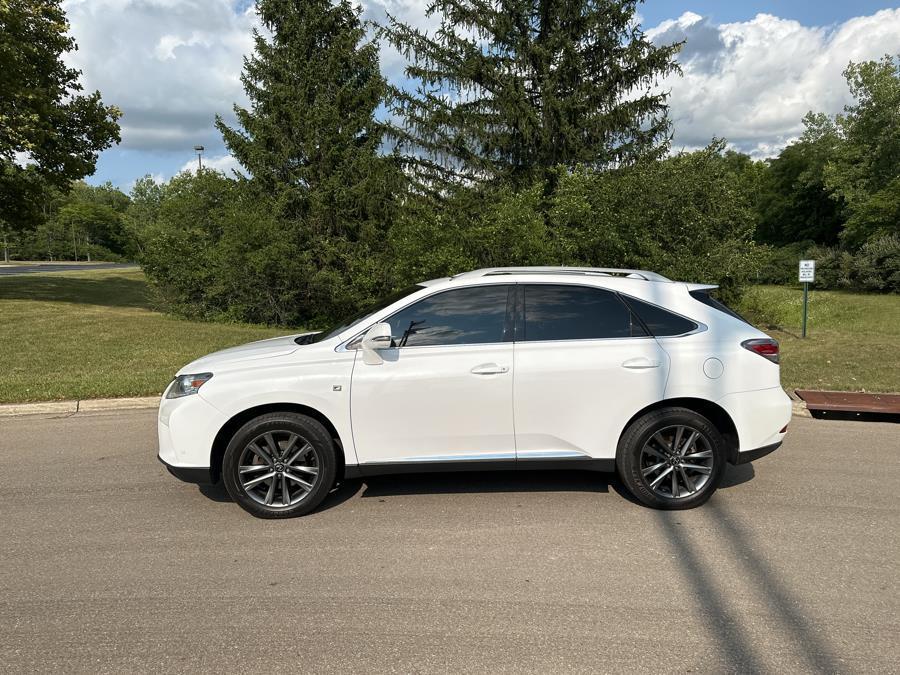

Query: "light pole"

xmin=194 ymin=145 xmax=204 ymax=172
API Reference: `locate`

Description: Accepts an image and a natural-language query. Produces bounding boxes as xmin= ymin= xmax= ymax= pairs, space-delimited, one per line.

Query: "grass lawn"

xmin=0 ymin=269 xmax=291 ymax=403
xmin=737 ymin=285 xmax=900 ymax=394
xmin=1 ymin=271 xmax=897 ymax=403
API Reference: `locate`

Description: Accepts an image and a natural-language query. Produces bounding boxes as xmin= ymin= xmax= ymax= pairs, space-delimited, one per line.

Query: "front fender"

xmin=197 ymin=355 xmax=357 ymax=465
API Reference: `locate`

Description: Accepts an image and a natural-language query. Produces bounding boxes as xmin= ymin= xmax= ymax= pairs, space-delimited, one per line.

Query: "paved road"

xmin=0 ymin=262 xmax=137 ymax=275
xmin=1 ymin=411 xmax=897 ymax=673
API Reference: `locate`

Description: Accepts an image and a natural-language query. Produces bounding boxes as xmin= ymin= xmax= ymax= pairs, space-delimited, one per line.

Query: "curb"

xmin=1 ymin=394 xmax=812 ymax=419
xmin=791 ymin=399 xmax=811 ymax=418
xmin=0 ymin=396 xmax=159 ymax=418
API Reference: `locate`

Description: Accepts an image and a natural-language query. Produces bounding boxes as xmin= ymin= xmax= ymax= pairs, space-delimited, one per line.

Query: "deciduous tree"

xmin=825 ymin=55 xmax=900 ymax=246
xmin=0 ymin=0 xmax=121 ymax=228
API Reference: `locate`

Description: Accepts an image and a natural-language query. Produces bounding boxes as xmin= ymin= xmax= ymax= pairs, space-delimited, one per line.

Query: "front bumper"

xmin=158 ymin=455 xmax=214 ymax=484
xmin=158 ymin=390 xmax=226 ymax=483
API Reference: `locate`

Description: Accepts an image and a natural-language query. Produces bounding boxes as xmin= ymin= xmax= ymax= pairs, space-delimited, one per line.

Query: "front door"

xmin=350 ymin=284 xmax=516 ymax=465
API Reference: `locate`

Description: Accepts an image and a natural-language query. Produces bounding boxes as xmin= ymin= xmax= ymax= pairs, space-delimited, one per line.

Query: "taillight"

xmin=741 ymin=338 xmax=779 ymax=364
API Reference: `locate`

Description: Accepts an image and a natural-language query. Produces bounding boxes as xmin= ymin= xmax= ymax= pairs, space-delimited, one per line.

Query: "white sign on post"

xmin=799 ymin=260 xmax=815 ymax=283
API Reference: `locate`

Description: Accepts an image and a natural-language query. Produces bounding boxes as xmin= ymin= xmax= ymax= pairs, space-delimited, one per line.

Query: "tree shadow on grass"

xmin=0 ymin=274 xmax=152 ymax=309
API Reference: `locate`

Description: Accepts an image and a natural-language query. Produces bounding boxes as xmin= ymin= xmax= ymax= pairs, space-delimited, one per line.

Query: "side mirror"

xmin=361 ymin=322 xmax=393 ymax=365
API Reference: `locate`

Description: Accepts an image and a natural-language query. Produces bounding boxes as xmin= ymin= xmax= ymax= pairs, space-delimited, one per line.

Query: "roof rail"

xmin=452 ymin=266 xmax=672 ymax=282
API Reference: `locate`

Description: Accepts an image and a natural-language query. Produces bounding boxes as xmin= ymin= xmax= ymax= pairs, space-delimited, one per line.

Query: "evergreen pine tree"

xmin=384 ymin=0 xmax=681 ymax=189
xmin=216 ymin=0 xmax=401 ymax=322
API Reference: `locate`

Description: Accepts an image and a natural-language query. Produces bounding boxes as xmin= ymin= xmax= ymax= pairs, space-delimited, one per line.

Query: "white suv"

xmin=158 ymin=267 xmax=791 ymax=517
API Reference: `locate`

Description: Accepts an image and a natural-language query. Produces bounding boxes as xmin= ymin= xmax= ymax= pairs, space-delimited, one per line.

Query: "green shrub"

xmin=549 ymin=143 xmax=764 ymax=305
xmin=138 ymin=144 xmax=770 ymax=327
xmin=853 ymin=234 xmax=900 ymax=292
xmin=756 ymin=242 xmax=815 ymax=285
xmin=760 ymin=235 xmax=899 ymax=294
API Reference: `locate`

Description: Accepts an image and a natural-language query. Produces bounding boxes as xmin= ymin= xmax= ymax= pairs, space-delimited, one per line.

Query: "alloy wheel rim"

xmin=238 ymin=431 xmax=320 ymax=509
xmin=639 ymin=425 xmax=714 ymax=499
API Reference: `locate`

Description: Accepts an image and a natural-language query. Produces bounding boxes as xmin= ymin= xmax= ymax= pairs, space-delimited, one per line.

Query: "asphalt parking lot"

xmin=1 ymin=410 xmax=897 ymax=672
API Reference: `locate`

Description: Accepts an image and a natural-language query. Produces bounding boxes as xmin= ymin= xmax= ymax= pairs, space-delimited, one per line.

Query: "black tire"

xmin=222 ymin=412 xmax=337 ymax=518
xmin=616 ymin=407 xmax=727 ymax=510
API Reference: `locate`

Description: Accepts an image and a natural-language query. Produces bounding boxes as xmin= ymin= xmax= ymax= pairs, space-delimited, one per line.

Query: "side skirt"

xmin=345 ymin=457 xmax=615 ymax=479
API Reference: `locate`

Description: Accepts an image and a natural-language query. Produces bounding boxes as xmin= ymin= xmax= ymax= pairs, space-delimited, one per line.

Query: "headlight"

xmin=166 ymin=372 xmax=213 ymax=399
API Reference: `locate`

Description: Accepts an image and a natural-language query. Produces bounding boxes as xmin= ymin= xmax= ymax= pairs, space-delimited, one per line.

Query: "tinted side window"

xmin=621 ymin=295 xmax=698 ymax=336
xmin=386 ymin=285 xmax=510 ymax=347
xmin=523 ymin=285 xmax=644 ymax=341
xmin=689 ymin=290 xmax=748 ymax=324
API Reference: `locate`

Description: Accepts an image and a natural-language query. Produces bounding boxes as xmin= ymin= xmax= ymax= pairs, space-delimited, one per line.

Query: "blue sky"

xmin=60 ymin=0 xmax=900 ymax=190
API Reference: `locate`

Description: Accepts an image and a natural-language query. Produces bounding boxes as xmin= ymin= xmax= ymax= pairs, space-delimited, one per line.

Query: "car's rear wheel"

xmin=222 ymin=412 xmax=337 ymax=518
xmin=617 ymin=407 xmax=727 ymax=509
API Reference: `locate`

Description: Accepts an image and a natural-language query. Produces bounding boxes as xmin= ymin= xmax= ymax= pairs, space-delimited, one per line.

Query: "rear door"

xmin=513 ymin=284 xmax=671 ymax=461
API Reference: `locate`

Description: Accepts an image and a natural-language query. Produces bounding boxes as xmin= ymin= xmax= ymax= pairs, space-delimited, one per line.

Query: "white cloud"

xmin=178 ymin=153 xmax=243 ymax=176
xmin=63 ymin=0 xmax=259 ymax=152
xmin=648 ymin=9 xmax=900 ymax=157
xmin=64 ymin=0 xmax=900 ymax=184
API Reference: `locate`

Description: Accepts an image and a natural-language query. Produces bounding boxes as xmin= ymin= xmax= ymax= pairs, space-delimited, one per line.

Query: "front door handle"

xmin=622 ymin=357 xmax=661 ymax=370
xmin=470 ymin=363 xmax=509 ymax=375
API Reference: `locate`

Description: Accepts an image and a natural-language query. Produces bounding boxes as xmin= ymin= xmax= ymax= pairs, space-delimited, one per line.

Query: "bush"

xmin=549 ymin=144 xmax=765 ymax=305
xmin=387 ymin=145 xmax=765 ymax=307
xmin=138 ymin=170 xmax=398 ymax=327
xmin=761 ymin=235 xmax=900 ymax=293
xmin=387 ymin=186 xmax=553 ymax=287
xmin=138 ymin=144 xmax=770 ymax=327
xmin=756 ymin=242 xmax=815 ymax=285
xmin=805 ymin=244 xmax=856 ymax=290
xmin=853 ymin=234 xmax=900 ymax=292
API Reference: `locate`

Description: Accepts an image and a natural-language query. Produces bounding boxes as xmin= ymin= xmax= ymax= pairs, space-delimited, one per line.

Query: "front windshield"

xmin=297 ymin=285 xmax=425 ymax=344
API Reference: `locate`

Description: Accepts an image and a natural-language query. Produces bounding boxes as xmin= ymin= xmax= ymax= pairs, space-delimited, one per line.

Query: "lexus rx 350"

xmin=158 ymin=267 xmax=791 ymax=517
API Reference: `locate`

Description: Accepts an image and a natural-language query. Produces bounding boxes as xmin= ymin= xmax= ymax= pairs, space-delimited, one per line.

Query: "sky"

xmin=61 ymin=0 xmax=900 ymax=190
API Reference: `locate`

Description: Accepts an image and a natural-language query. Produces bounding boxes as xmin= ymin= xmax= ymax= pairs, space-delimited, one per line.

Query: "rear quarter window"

xmin=688 ymin=290 xmax=748 ymax=323
xmin=620 ymin=295 xmax=698 ymax=337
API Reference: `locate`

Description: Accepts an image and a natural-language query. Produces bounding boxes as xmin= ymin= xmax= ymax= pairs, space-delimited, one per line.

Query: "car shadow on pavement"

xmin=358 ymin=469 xmax=611 ymax=498
xmin=197 ymin=477 xmax=365 ymax=512
xmin=196 ymin=463 xmax=756 ymax=512
xmin=721 ymin=461 xmax=755 ymax=488
xmin=360 ymin=462 xmax=755 ymax=501
xmin=198 ymin=483 xmax=231 ymax=502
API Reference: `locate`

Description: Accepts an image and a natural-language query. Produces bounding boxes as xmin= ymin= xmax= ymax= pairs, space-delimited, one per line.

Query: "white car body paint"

xmin=158 ymin=268 xmax=791 ymax=480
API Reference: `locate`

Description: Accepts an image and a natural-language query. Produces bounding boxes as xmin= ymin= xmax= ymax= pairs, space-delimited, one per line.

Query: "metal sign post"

xmin=799 ymin=260 xmax=815 ymax=338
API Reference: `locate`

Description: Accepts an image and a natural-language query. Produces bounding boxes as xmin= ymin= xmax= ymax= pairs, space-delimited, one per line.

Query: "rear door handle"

xmin=622 ymin=357 xmax=661 ymax=370
xmin=470 ymin=363 xmax=509 ymax=375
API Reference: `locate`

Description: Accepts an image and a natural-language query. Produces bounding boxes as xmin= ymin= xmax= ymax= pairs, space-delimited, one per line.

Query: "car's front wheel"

xmin=617 ymin=407 xmax=727 ymax=509
xmin=222 ymin=412 xmax=337 ymax=518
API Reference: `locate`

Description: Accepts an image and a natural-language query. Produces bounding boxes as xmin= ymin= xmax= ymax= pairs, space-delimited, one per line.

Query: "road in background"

xmin=1 ymin=411 xmax=897 ymax=672
xmin=0 ymin=262 xmax=137 ymax=276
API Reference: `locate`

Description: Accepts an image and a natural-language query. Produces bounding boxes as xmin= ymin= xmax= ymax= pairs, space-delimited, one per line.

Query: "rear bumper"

xmin=158 ymin=455 xmax=214 ymax=484
xmin=717 ymin=387 xmax=792 ymax=455
xmin=733 ymin=441 xmax=781 ymax=465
